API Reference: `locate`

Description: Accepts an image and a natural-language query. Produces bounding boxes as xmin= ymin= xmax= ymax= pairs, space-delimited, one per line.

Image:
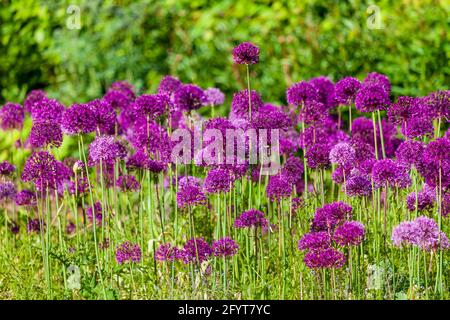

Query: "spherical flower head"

xmin=231 ymin=89 xmax=263 ymax=119
xmin=134 ymin=94 xmax=169 ymax=120
xmin=298 ymin=231 xmax=331 ymax=251
xmin=176 ymin=184 xmax=207 ymax=208
xmin=363 ymin=72 xmax=391 ymax=95
xmin=204 ymin=168 xmax=233 ymax=194
xmin=158 ymin=75 xmax=182 ymax=95
xmin=0 ymin=161 xmax=16 ymax=176
xmin=329 ymin=142 xmax=356 ymax=168
xmin=88 ymin=99 xmax=117 ymax=135
xmin=304 ymin=248 xmax=346 ymax=269
xmin=388 ymin=96 xmax=420 ymax=125
xmin=312 ymin=201 xmax=353 ymax=232
xmin=27 ymin=218 xmax=43 ymax=234
xmin=406 ymin=189 xmax=435 ymax=212
xmin=306 ymin=143 xmax=331 ymax=169
xmin=180 ymin=238 xmax=212 ymax=264
xmin=155 ymin=243 xmax=180 ymax=262
xmin=110 ymin=81 xmax=136 ymax=100
xmin=212 ymin=237 xmax=239 ymax=257
xmin=413 ymin=216 xmax=448 ymax=251
xmin=115 ymin=241 xmax=142 ymax=264
xmin=355 ymin=83 xmax=390 ymax=112
xmin=30 ymin=97 xmax=65 ymax=123
xmin=86 ymin=201 xmax=103 ymax=226
xmin=24 ymin=90 xmax=47 ymax=113
xmin=309 ymin=76 xmax=336 ymax=109
xmin=299 ymin=100 xmax=328 ymax=125
xmin=286 ymin=81 xmax=318 ymax=106
xmin=0 ymin=181 xmax=17 ymax=201
xmin=266 ymin=176 xmax=293 ymax=202
xmin=232 ymin=42 xmax=259 ymax=65
xmin=281 ymin=156 xmax=304 ymax=185
xmin=345 ymin=174 xmax=372 ymax=197
xmin=0 ymin=102 xmax=24 ymax=130
xmin=424 ymin=90 xmax=449 ymax=120
xmin=29 ymin=121 xmax=63 ymax=148
xmin=88 ymin=136 xmax=126 ymax=167
xmin=372 ymin=159 xmax=406 ymax=188
xmin=395 ymin=140 xmax=425 ymax=168
xmin=177 ymin=176 xmax=202 ymax=189
xmin=251 ymin=104 xmax=292 ymax=130
xmin=15 ymin=189 xmax=37 ymax=206
xmin=423 ymin=138 xmax=450 ymax=165
xmin=204 ymin=88 xmax=225 ymax=106
xmin=334 ymin=77 xmax=361 ymax=105
xmin=173 ymin=84 xmax=206 ymax=112
xmin=234 ymin=209 xmax=268 ymax=229
xmin=116 ymin=175 xmax=141 ymax=192
xmin=401 ymin=116 xmax=434 ymax=139
xmin=333 ymin=221 xmax=365 ymax=246
xmin=103 ymin=90 xmax=132 ymax=111
xmin=61 ymin=103 xmax=96 ymax=135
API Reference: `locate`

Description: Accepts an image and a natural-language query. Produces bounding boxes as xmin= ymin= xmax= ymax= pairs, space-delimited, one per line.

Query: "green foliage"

xmin=1 ymin=0 xmax=449 ymax=106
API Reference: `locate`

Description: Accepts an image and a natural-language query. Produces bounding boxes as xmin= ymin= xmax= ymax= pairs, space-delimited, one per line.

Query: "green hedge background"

xmin=1 ymin=0 xmax=449 ymax=106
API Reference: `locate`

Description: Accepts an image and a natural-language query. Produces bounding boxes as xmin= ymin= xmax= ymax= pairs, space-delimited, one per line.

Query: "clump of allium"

xmin=305 ymin=143 xmax=331 ymax=169
xmin=363 ymin=72 xmax=391 ymax=95
xmin=29 ymin=121 xmax=63 ymax=148
xmin=299 ymin=100 xmax=328 ymax=125
xmin=281 ymin=156 xmax=304 ymax=185
xmin=180 ymin=238 xmax=212 ymax=264
xmin=88 ymin=136 xmax=126 ymax=166
xmin=286 ymin=81 xmax=318 ymax=106
xmin=304 ymin=248 xmax=346 ymax=269
xmin=355 ymin=83 xmax=390 ymax=112
xmin=212 ymin=237 xmax=239 ymax=257
xmin=116 ymin=175 xmax=141 ymax=192
xmin=204 ymin=168 xmax=233 ymax=194
xmin=30 ymin=97 xmax=65 ymax=123
xmin=204 ymin=88 xmax=225 ymax=106
xmin=0 ymin=181 xmax=17 ymax=201
xmin=24 ymin=90 xmax=47 ymax=113
xmin=134 ymin=94 xmax=169 ymax=120
xmin=334 ymin=77 xmax=361 ymax=105
xmin=231 ymin=89 xmax=263 ymax=119
xmin=333 ymin=221 xmax=365 ymax=246
xmin=395 ymin=140 xmax=425 ymax=168
xmin=234 ymin=209 xmax=268 ymax=229
xmin=115 ymin=241 xmax=142 ymax=264
xmin=173 ymin=84 xmax=206 ymax=112
xmin=0 ymin=102 xmax=24 ymax=130
xmin=176 ymin=183 xmax=207 ymax=208
xmin=309 ymin=76 xmax=336 ymax=109
xmin=0 ymin=161 xmax=16 ymax=176
xmin=15 ymin=189 xmax=37 ymax=206
xmin=86 ymin=201 xmax=103 ymax=226
xmin=329 ymin=142 xmax=356 ymax=169
xmin=27 ymin=218 xmax=43 ymax=234
xmin=372 ymin=159 xmax=411 ymax=188
xmin=232 ymin=41 xmax=260 ymax=65
xmin=406 ymin=188 xmax=435 ymax=212
xmin=61 ymin=103 xmax=96 ymax=135
xmin=312 ymin=201 xmax=353 ymax=232
xmin=158 ymin=75 xmax=182 ymax=95
xmin=266 ymin=175 xmax=293 ymax=201
xmin=298 ymin=231 xmax=331 ymax=251
xmin=154 ymin=243 xmax=180 ymax=262
xmin=345 ymin=173 xmax=372 ymax=197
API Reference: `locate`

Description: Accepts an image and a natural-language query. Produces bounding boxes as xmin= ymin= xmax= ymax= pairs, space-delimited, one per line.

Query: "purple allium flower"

xmin=173 ymin=84 xmax=206 ymax=112
xmin=155 ymin=243 xmax=180 ymax=262
xmin=204 ymin=88 xmax=225 ymax=106
xmin=234 ymin=209 xmax=268 ymax=229
xmin=231 ymin=89 xmax=263 ymax=119
xmin=372 ymin=159 xmax=410 ymax=188
xmin=110 ymin=81 xmax=136 ymax=100
xmin=0 ymin=181 xmax=16 ymax=201
xmin=29 ymin=121 xmax=63 ymax=148
xmin=88 ymin=136 xmax=126 ymax=166
xmin=204 ymin=168 xmax=233 ymax=194
xmin=115 ymin=241 xmax=142 ymax=264
xmin=251 ymin=104 xmax=292 ymax=130
xmin=309 ymin=76 xmax=336 ymax=109
xmin=333 ymin=221 xmax=365 ymax=246
xmin=86 ymin=201 xmax=103 ymax=226
xmin=180 ymin=237 xmax=212 ymax=264
xmin=304 ymin=248 xmax=346 ymax=269
xmin=66 ymin=222 xmax=76 ymax=235
xmin=406 ymin=189 xmax=435 ymax=212
xmin=401 ymin=116 xmax=434 ymax=139
xmin=305 ymin=143 xmax=331 ymax=169
xmin=355 ymin=83 xmax=390 ymax=112
xmin=212 ymin=237 xmax=239 ymax=257
xmin=24 ymin=90 xmax=47 ymax=113
xmin=331 ymin=166 xmax=351 ymax=184
xmin=395 ymin=140 xmax=425 ymax=168
xmin=232 ymin=42 xmax=260 ymax=65
xmin=30 ymin=97 xmax=65 ymax=123
xmin=334 ymin=77 xmax=361 ymax=105
xmin=298 ymin=231 xmax=331 ymax=251
xmin=299 ymin=100 xmax=328 ymax=125
xmin=88 ymin=99 xmax=117 ymax=135
xmin=312 ymin=201 xmax=353 ymax=232
xmin=61 ymin=103 xmax=96 ymax=135
xmin=176 ymin=184 xmax=207 ymax=208
xmin=329 ymin=142 xmax=356 ymax=168
xmin=103 ymin=90 xmax=132 ymax=111
xmin=442 ymin=194 xmax=450 ymax=218
xmin=0 ymin=102 xmax=24 ymax=130
xmin=134 ymin=94 xmax=169 ymax=120
xmin=0 ymin=161 xmax=16 ymax=176
xmin=116 ymin=175 xmax=141 ymax=192
xmin=423 ymin=138 xmax=450 ymax=165
xmin=158 ymin=75 xmax=182 ymax=95
xmin=286 ymin=81 xmax=318 ymax=106
xmin=424 ymin=90 xmax=450 ymax=120
xmin=281 ymin=156 xmax=304 ymax=185
xmin=388 ymin=96 xmax=421 ymax=125
xmin=291 ymin=197 xmax=304 ymax=211
xmin=27 ymin=218 xmax=43 ymax=234
xmin=345 ymin=173 xmax=372 ymax=197
xmin=67 ymin=176 xmax=90 ymax=196
xmin=15 ymin=189 xmax=37 ymax=206
xmin=266 ymin=175 xmax=293 ymax=201
xmin=363 ymin=72 xmax=391 ymax=95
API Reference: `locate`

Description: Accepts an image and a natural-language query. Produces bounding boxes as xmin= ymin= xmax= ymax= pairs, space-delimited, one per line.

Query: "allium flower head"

xmin=0 ymin=102 xmax=24 ymax=130
xmin=103 ymin=90 xmax=132 ymax=110
xmin=231 ymin=89 xmax=263 ymax=119
xmin=176 ymin=183 xmax=207 ymax=208
xmin=424 ymin=90 xmax=450 ymax=120
xmin=304 ymin=248 xmax=346 ymax=269
xmin=29 ymin=121 xmax=63 ymax=148
xmin=0 ymin=181 xmax=16 ymax=201
xmin=286 ymin=81 xmax=318 ymax=106
xmin=401 ymin=116 xmax=434 ymax=139
xmin=333 ymin=221 xmax=365 ymax=246
xmin=61 ymin=103 xmax=96 ymax=135
xmin=299 ymin=100 xmax=328 ymax=125
xmin=155 ymin=243 xmax=180 ymax=262
xmin=204 ymin=88 xmax=225 ymax=106
xmin=306 ymin=143 xmax=331 ymax=169
xmin=329 ymin=142 xmax=356 ymax=168
xmin=345 ymin=173 xmax=372 ymax=197
xmin=309 ymin=76 xmax=336 ymax=109
xmin=30 ymin=97 xmax=65 ymax=123
xmin=355 ymin=83 xmax=390 ymax=112
xmin=110 ymin=81 xmax=136 ymax=100
xmin=204 ymin=168 xmax=233 ymax=194
xmin=0 ymin=161 xmax=16 ymax=176
xmin=281 ymin=156 xmax=304 ymax=185
xmin=234 ymin=209 xmax=268 ymax=229
xmin=312 ymin=201 xmax=353 ymax=232
xmin=115 ymin=241 xmax=142 ymax=264
xmin=24 ymin=90 xmax=47 ymax=113
xmin=395 ymin=140 xmax=425 ymax=168
xmin=334 ymin=77 xmax=361 ymax=105
xmin=88 ymin=136 xmax=126 ymax=166
xmin=158 ymin=75 xmax=182 ymax=95
xmin=180 ymin=238 xmax=212 ymax=264
xmin=388 ymin=96 xmax=421 ymax=125
xmin=423 ymin=138 xmax=450 ymax=165
xmin=298 ymin=231 xmax=331 ymax=251
xmin=15 ymin=189 xmax=37 ymax=206
xmin=266 ymin=175 xmax=293 ymax=201
xmin=232 ymin=42 xmax=260 ymax=65
xmin=372 ymin=159 xmax=410 ymax=188
xmin=406 ymin=189 xmax=435 ymax=212
xmin=442 ymin=194 xmax=450 ymax=218
xmin=27 ymin=219 xmax=43 ymax=234
xmin=116 ymin=175 xmax=141 ymax=192
xmin=363 ymin=72 xmax=391 ymax=95
xmin=134 ymin=94 xmax=169 ymax=120
xmin=86 ymin=201 xmax=103 ymax=226
xmin=212 ymin=237 xmax=239 ymax=257
xmin=87 ymin=99 xmax=117 ymax=135
xmin=173 ymin=84 xmax=206 ymax=112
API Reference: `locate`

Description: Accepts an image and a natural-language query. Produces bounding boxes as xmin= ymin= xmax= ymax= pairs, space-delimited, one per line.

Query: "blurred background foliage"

xmin=1 ymin=0 xmax=449 ymax=107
